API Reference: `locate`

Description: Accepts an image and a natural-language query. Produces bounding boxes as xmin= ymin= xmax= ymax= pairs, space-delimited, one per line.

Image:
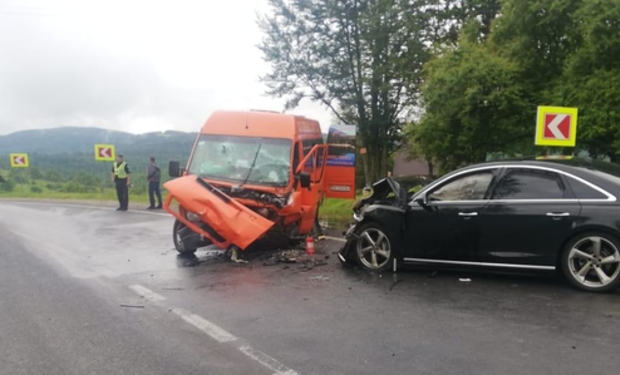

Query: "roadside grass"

xmin=319 ymin=197 xmax=357 ymax=228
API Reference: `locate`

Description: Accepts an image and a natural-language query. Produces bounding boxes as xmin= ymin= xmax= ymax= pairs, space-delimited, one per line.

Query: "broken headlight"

xmin=186 ymin=212 xmax=201 ymax=222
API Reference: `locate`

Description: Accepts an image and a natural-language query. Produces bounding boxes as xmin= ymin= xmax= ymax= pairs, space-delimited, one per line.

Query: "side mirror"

xmin=298 ymin=171 xmax=311 ymax=189
xmin=169 ymin=160 xmax=181 ymax=178
xmin=414 ymin=195 xmax=427 ymax=206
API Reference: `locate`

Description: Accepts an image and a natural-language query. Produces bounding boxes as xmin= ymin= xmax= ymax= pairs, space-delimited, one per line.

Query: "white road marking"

xmin=129 ymin=285 xmax=166 ymax=302
xmin=172 ymin=309 xmax=237 ymax=343
xmin=546 ymin=114 xmax=568 ymax=139
xmin=324 ymin=236 xmax=346 ymax=243
xmin=239 ymin=345 xmax=299 ymax=375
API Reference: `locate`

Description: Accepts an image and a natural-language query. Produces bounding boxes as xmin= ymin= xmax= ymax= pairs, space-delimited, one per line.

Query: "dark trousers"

xmin=149 ymin=180 xmax=162 ymax=208
xmin=115 ymin=179 xmax=129 ymax=209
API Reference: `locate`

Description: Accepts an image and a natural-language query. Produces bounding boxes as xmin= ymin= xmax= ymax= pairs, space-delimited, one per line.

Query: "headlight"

xmin=186 ymin=212 xmax=201 ymax=222
xmin=353 ymin=212 xmax=363 ymax=222
xmin=287 ymin=193 xmax=294 ymax=206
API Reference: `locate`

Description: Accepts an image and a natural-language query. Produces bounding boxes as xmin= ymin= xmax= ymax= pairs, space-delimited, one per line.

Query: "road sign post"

xmin=10 ymin=153 xmax=29 ymax=168
xmin=535 ymin=106 xmax=579 ymax=147
xmin=95 ymin=144 xmax=115 ymax=195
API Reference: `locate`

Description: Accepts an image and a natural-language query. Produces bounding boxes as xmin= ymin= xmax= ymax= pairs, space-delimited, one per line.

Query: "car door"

xmin=478 ymin=166 xmax=582 ymax=267
xmin=403 ymin=168 xmax=501 ymax=262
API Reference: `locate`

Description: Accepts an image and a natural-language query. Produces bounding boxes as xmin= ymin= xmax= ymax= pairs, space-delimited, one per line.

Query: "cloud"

xmin=0 ymin=0 xmax=334 ymax=135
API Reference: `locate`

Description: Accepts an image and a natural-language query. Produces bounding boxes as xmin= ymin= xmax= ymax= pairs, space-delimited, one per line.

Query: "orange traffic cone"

xmin=306 ymin=236 xmax=315 ymax=255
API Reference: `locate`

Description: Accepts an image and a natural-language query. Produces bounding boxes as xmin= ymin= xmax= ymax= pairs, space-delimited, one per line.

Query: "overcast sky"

xmin=0 ymin=0 xmax=333 ymax=135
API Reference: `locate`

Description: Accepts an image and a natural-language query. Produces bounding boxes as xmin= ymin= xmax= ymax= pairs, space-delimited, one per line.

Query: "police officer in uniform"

xmin=111 ymin=154 xmax=131 ymax=211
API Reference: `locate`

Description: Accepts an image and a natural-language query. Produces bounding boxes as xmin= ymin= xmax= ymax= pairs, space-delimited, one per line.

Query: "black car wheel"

xmin=173 ymin=219 xmax=197 ymax=255
xmin=354 ymin=222 xmax=394 ymax=272
xmin=562 ymin=232 xmax=620 ymax=292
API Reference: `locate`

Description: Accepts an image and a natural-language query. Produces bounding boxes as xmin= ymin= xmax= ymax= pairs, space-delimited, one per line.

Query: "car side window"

xmin=492 ymin=169 xmax=568 ymax=200
xmin=428 ymin=171 xmax=496 ymax=202
xmin=566 ymin=176 xmax=607 ymax=199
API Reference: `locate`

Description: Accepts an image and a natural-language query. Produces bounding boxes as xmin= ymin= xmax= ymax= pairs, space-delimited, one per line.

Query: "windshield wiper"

xmin=233 ymin=143 xmax=262 ymax=192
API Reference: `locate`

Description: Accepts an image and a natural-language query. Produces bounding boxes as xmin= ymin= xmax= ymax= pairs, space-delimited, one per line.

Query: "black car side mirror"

xmin=297 ymin=172 xmax=311 ymax=189
xmin=169 ymin=160 xmax=182 ymax=178
xmin=414 ymin=195 xmax=427 ymax=206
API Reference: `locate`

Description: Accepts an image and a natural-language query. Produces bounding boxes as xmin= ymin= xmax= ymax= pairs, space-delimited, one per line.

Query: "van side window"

xmin=302 ymin=138 xmax=324 ymax=171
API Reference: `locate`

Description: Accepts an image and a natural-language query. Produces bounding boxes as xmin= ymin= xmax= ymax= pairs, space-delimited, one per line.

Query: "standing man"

xmin=147 ymin=157 xmax=162 ymax=209
xmin=111 ymin=154 xmax=131 ymax=211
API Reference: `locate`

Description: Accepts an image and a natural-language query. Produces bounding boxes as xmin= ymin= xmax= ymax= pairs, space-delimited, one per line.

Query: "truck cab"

xmin=163 ymin=110 xmax=355 ymax=253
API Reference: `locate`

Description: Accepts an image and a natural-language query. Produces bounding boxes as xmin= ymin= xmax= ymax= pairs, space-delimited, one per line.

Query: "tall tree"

xmin=411 ymin=23 xmax=531 ymax=172
xmin=552 ymin=0 xmax=620 ymax=161
xmin=258 ymin=0 xmax=430 ymax=183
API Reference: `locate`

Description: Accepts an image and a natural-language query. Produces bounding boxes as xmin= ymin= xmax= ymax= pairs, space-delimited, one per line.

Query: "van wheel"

xmin=561 ymin=232 xmax=620 ymax=292
xmin=173 ymin=220 xmax=197 ymax=255
xmin=354 ymin=222 xmax=394 ymax=272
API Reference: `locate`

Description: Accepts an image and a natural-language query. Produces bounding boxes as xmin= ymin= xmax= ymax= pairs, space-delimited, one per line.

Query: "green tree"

xmin=551 ymin=0 xmax=620 ymax=161
xmin=411 ymin=24 xmax=531 ymax=171
xmin=258 ymin=0 xmax=431 ymax=183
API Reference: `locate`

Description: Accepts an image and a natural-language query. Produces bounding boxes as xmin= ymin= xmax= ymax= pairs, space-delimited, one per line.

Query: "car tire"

xmin=353 ymin=222 xmax=395 ymax=272
xmin=173 ymin=219 xmax=198 ymax=255
xmin=561 ymin=232 xmax=620 ymax=293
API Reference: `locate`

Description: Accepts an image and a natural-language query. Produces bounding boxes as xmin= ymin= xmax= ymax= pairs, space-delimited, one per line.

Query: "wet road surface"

xmin=1 ymin=200 xmax=619 ymax=374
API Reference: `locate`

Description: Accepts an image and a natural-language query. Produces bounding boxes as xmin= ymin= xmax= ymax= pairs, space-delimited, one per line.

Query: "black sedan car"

xmin=339 ymin=159 xmax=620 ymax=292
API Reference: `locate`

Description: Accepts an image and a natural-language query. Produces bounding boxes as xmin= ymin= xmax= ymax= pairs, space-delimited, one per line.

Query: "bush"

xmin=30 ymin=186 xmax=43 ymax=193
xmin=0 ymin=179 xmax=15 ymax=192
xmin=46 ymin=183 xmax=63 ymax=191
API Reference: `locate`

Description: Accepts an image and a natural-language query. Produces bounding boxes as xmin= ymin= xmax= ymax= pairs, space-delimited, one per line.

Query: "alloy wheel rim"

xmin=568 ymin=236 xmax=620 ymax=288
xmin=356 ymin=228 xmax=391 ymax=270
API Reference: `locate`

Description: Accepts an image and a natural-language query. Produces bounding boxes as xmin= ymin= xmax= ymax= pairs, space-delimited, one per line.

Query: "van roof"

xmin=201 ymin=110 xmax=320 ymax=139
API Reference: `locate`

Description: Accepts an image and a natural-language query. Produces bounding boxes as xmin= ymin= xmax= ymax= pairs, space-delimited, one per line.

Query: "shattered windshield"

xmin=188 ymin=135 xmax=292 ymax=186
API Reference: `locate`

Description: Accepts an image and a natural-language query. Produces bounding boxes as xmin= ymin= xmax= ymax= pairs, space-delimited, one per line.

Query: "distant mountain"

xmin=0 ymin=127 xmax=197 ymax=179
xmin=0 ymin=127 xmax=196 ymax=155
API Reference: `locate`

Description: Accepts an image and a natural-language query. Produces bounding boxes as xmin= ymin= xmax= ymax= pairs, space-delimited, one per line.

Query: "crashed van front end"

xmin=164 ymin=176 xmax=276 ymax=251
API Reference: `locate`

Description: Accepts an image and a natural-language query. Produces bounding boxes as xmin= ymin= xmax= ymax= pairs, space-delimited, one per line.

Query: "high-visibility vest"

xmin=114 ymin=162 xmax=127 ymax=179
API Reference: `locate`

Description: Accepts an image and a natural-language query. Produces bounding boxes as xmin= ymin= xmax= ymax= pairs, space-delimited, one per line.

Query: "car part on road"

xmin=354 ymin=222 xmax=394 ymax=272
xmin=561 ymin=232 xmax=620 ymax=292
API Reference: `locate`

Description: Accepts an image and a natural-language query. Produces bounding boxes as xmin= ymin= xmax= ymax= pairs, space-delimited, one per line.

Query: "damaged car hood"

xmin=164 ymin=175 xmax=275 ymax=250
xmin=354 ymin=177 xmax=406 ymax=213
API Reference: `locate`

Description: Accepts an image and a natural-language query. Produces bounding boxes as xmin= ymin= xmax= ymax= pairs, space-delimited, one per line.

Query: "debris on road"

xmin=162 ymin=287 xmax=184 ymax=291
xmin=459 ymin=278 xmax=472 ymax=282
xmin=383 ymin=344 xmax=395 ymax=357
xmin=309 ymin=275 xmax=330 ymax=282
xmin=389 ymin=278 xmax=403 ymax=291
xmin=120 ymin=304 xmax=145 ymax=309
xmin=428 ymin=271 xmax=438 ymax=278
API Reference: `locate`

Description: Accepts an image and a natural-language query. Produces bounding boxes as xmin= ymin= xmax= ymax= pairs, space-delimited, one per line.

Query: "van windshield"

xmin=188 ymin=135 xmax=292 ymax=187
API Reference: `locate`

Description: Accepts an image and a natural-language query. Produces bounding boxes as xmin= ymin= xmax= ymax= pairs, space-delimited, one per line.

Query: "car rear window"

xmin=493 ymin=169 xmax=567 ymax=200
xmin=565 ymin=176 xmax=608 ymax=199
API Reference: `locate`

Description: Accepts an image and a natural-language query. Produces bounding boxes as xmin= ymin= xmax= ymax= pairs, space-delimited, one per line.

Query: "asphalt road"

xmin=1 ymin=200 xmax=619 ymax=375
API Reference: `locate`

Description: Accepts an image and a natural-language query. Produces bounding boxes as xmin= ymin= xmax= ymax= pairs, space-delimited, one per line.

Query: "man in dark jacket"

xmin=147 ymin=157 xmax=162 ymax=209
xmin=112 ymin=155 xmax=131 ymax=211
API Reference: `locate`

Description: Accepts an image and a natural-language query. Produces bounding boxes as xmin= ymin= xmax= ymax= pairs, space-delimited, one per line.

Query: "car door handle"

xmin=458 ymin=212 xmax=478 ymax=217
xmin=546 ymin=212 xmax=570 ymax=217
